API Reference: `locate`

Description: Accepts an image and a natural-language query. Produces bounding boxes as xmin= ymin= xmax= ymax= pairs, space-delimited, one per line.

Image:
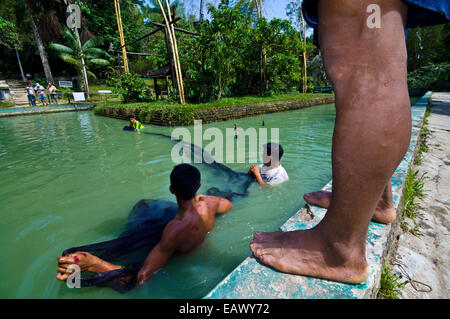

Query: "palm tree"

xmin=50 ymin=28 xmax=111 ymax=95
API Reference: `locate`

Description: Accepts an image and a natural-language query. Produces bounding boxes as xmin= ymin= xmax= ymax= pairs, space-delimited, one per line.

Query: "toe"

xmin=259 ymin=253 xmax=277 ymax=267
xmin=253 ymin=232 xmax=263 ymax=241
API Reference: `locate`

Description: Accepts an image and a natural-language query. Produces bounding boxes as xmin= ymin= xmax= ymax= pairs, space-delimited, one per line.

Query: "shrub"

xmin=107 ymin=73 xmax=152 ymax=103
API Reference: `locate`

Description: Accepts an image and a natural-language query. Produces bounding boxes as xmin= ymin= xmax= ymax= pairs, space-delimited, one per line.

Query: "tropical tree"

xmin=141 ymin=0 xmax=186 ymax=21
xmin=25 ymin=0 xmax=54 ymax=84
xmin=50 ymin=28 xmax=111 ymax=94
xmin=0 ymin=16 xmax=26 ymax=81
xmin=286 ymin=0 xmax=310 ymax=93
xmin=179 ymin=1 xmax=303 ymax=102
xmin=200 ymin=0 xmax=204 ymax=22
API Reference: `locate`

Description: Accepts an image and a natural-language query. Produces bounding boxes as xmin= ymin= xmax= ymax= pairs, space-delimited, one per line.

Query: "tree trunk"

xmin=15 ymin=47 xmax=25 ymax=82
xmin=157 ymin=0 xmax=185 ymax=104
xmin=292 ymin=0 xmax=308 ymax=93
xmin=256 ymin=0 xmax=268 ymax=94
xmin=66 ymin=0 xmax=89 ymax=96
xmin=26 ymin=1 xmax=54 ymax=84
xmin=200 ymin=0 xmax=204 ymax=22
xmin=298 ymin=0 xmax=308 ymax=93
xmin=74 ymin=26 xmax=89 ymax=96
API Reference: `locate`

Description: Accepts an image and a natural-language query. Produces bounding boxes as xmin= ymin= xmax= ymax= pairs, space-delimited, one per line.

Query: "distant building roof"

xmin=147 ymin=66 xmax=171 ymax=79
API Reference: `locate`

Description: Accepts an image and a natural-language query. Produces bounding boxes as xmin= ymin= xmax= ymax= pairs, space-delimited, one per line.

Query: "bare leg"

xmin=304 ymin=181 xmax=396 ymax=224
xmin=250 ymin=0 xmax=411 ymax=284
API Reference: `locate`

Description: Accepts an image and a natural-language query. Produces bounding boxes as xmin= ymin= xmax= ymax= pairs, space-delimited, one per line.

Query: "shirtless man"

xmin=250 ymin=0 xmax=448 ymax=284
xmin=56 ymin=164 xmax=232 ymax=285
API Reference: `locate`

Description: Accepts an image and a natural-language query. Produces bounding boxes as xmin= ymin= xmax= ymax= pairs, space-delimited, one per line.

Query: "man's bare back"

xmin=56 ymin=194 xmax=232 ymax=284
xmin=159 ymin=194 xmax=232 ymax=254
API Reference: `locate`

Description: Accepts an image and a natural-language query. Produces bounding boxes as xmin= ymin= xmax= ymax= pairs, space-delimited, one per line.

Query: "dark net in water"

xmin=61 ymin=128 xmax=253 ymax=293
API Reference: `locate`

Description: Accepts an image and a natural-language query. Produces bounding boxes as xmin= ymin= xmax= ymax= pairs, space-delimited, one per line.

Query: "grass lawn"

xmin=95 ymin=92 xmax=334 ymax=112
xmin=0 ymin=101 xmax=15 ymax=109
xmin=94 ymin=91 xmax=335 ymax=126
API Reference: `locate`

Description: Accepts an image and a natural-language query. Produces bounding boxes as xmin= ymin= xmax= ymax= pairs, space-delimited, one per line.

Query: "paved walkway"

xmin=392 ymin=92 xmax=450 ymax=299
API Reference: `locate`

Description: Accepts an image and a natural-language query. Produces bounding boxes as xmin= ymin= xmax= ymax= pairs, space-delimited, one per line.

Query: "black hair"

xmin=128 ymin=114 xmax=136 ymax=119
xmin=265 ymin=143 xmax=284 ymax=161
xmin=170 ymin=164 xmax=201 ymax=200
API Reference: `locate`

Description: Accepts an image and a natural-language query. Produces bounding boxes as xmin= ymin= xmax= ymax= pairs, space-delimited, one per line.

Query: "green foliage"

xmin=50 ymin=28 xmax=111 ymax=80
xmin=414 ymin=106 xmax=432 ymax=165
xmin=407 ymin=24 xmax=450 ymax=72
xmin=377 ymin=265 xmax=406 ymax=299
xmin=95 ymin=92 xmax=332 ymax=125
xmin=402 ymin=166 xmax=427 ymax=221
xmin=408 ymin=62 xmax=450 ymax=92
xmin=32 ymin=77 xmax=48 ymax=88
xmin=0 ymin=101 xmax=15 ymax=109
xmin=107 ymin=72 xmax=153 ymax=103
xmin=177 ymin=1 xmax=305 ymax=103
xmin=308 ymin=53 xmax=332 ymax=88
xmin=75 ymin=0 xmax=146 ymax=53
xmin=0 ymin=15 xmax=19 ymax=49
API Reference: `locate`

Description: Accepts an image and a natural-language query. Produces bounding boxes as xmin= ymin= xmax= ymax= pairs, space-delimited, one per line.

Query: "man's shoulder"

xmin=162 ymin=218 xmax=185 ymax=241
xmin=194 ymin=194 xmax=214 ymax=208
xmin=195 ymin=194 xmax=223 ymax=213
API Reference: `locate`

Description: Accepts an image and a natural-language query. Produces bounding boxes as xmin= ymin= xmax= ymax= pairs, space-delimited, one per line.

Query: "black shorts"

xmin=302 ymin=0 xmax=449 ymax=47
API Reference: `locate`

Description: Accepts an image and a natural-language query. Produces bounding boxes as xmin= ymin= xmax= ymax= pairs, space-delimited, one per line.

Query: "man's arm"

xmin=249 ymin=165 xmax=268 ymax=186
xmin=136 ymin=222 xmax=180 ymax=284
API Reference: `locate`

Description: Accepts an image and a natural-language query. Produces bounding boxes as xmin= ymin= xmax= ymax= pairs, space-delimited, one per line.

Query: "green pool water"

xmin=0 ymin=104 xmax=336 ymax=298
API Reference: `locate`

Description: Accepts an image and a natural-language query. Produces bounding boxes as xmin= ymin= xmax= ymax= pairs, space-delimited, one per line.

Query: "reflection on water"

xmin=0 ymin=105 xmax=335 ymax=298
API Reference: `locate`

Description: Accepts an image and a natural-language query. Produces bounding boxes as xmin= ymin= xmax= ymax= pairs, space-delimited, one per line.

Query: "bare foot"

xmin=303 ymin=190 xmax=332 ymax=209
xmin=56 ymin=252 xmax=121 ymax=281
xmin=372 ymin=198 xmax=396 ymax=224
xmin=303 ymin=190 xmax=396 ymax=224
xmin=250 ymin=229 xmax=369 ymax=284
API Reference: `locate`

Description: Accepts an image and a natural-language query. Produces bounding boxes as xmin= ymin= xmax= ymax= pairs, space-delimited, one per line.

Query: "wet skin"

xmin=57 ymin=193 xmax=232 ymax=285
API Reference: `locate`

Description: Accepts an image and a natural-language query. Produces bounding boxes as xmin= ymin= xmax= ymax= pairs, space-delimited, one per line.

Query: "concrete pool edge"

xmin=203 ymin=91 xmax=432 ymax=299
xmin=0 ymin=104 xmax=95 ymax=117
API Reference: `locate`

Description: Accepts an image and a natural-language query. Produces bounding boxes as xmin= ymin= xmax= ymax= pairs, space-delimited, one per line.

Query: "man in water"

xmin=56 ymin=164 xmax=233 ymax=285
xmin=248 ymin=143 xmax=289 ymax=186
xmin=250 ymin=0 xmax=448 ymax=284
xmin=128 ymin=114 xmax=144 ymax=132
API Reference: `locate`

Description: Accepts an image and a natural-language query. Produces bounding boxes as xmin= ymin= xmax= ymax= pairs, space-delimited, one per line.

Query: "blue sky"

xmin=262 ymin=0 xmax=291 ymax=21
xmin=142 ymin=0 xmax=292 ymax=21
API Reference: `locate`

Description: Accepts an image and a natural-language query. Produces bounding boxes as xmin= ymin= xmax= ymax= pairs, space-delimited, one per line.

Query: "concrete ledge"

xmin=0 ymin=104 xmax=95 ymax=117
xmin=204 ymin=92 xmax=431 ymax=299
